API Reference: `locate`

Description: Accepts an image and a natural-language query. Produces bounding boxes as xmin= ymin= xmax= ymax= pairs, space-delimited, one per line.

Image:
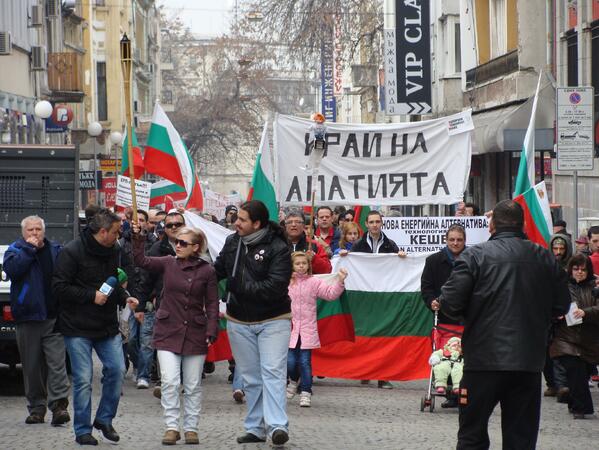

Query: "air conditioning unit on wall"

xmin=30 ymin=5 xmax=44 ymax=28
xmin=0 ymin=32 xmax=12 ymax=55
xmin=31 ymin=46 xmax=47 ymax=71
xmin=47 ymin=0 xmax=59 ymax=17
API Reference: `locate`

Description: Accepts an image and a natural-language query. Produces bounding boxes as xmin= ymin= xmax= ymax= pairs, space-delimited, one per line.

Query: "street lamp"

xmin=110 ymin=130 xmax=123 ymax=176
xmin=34 ymin=100 xmax=53 ymax=144
xmin=34 ymin=101 xmax=53 ymax=119
xmin=87 ymin=121 xmax=102 ymax=203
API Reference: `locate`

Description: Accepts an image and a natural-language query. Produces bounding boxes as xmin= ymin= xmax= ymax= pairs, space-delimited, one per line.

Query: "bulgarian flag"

xmin=312 ymin=253 xmax=433 ymax=381
xmin=144 ymin=103 xmax=203 ymax=210
xmin=352 ymin=205 xmax=371 ymax=234
xmin=121 ymin=128 xmax=145 ymax=178
xmin=247 ymin=122 xmax=278 ymax=221
xmin=513 ymin=71 xmax=552 ymax=247
xmin=514 ymin=181 xmax=552 ymax=248
xmin=150 ymin=180 xmax=187 ymax=210
xmin=514 ymin=71 xmax=542 ymax=196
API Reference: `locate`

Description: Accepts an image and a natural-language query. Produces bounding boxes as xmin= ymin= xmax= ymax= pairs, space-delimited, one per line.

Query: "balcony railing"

xmin=465 ymin=50 xmax=519 ymax=89
xmin=48 ymin=52 xmax=83 ymax=92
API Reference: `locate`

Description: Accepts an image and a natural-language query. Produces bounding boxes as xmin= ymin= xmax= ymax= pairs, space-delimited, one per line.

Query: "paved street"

xmin=1 ymin=362 xmax=599 ymax=450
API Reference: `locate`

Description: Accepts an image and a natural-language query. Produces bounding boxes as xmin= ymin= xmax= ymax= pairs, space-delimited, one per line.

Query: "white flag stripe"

xmin=258 ymin=121 xmax=274 ymax=184
xmin=331 ymin=253 xmax=428 ymax=292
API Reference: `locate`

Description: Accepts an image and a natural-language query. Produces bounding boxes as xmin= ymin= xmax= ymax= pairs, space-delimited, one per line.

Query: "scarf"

xmin=241 ymin=227 xmax=269 ymax=247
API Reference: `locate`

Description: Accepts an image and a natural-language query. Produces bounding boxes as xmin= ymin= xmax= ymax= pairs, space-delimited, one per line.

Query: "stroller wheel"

xmin=429 ymin=395 xmax=435 ymax=412
xmin=420 ymin=396 xmax=425 ymax=412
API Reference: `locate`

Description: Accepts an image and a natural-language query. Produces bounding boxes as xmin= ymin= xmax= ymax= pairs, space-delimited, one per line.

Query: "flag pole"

xmin=120 ymin=34 xmax=138 ymax=222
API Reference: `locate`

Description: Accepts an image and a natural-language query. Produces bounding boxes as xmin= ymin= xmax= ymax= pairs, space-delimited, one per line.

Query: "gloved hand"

xmin=429 ymin=354 xmax=441 ymax=366
xmin=206 ymin=335 xmax=217 ymax=345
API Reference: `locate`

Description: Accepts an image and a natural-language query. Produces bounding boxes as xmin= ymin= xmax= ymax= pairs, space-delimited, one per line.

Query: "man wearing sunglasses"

xmin=136 ymin=212 xmax=186 ymax=398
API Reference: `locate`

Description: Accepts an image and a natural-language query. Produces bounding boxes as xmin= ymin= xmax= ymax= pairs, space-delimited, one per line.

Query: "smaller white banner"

xmin=202 ymin=190 xmax=241 ymax=219
xmin=116 ymin=175 xmax=152 ymax=211
xmin=382 ymin=216 xmax=490 ymax=254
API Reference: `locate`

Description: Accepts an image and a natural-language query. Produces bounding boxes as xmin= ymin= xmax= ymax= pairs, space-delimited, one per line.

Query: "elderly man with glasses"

xmin=284 ymin=211 xmax=331 ymax=274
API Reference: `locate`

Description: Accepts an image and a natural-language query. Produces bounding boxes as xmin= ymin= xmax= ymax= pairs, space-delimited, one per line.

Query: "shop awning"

xmin=471 ymin=80 xmax=556 ymax=155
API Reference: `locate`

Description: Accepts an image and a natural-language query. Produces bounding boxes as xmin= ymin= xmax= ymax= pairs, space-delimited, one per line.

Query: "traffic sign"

xmin=556 ymin=86 xmax=594 ymax=171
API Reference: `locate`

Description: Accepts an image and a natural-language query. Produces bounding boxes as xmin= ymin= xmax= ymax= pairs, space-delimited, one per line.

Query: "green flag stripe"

xmin=344 ymin=291 xmax=432 ymax=337
xmin=151 ymin=184 xmax=186 ymax=197
xmin=317 ymin=296 xmax=351 ymax=319
xmin=146 ymin=123 xmax=176 ymax=157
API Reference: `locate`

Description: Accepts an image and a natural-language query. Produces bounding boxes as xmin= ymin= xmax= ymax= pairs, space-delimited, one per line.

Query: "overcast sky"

xmin=158 ymin=0 xmax=236 ymax=37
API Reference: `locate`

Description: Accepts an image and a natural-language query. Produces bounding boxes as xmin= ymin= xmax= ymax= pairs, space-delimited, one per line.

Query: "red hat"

xmin=575 ymin=235 xmax=588 ymax=244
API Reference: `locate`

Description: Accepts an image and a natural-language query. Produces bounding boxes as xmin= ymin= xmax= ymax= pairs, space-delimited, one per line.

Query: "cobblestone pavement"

xmin=1 ymin=362 xmax=599 ymax=450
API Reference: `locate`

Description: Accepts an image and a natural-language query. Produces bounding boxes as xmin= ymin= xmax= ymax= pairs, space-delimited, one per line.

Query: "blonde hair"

xmin=176 ymin=227 xmax=207 ymax=255
xmin=339 ymin=221 xmax=361 ymax=248
xmin=290 ymin=251 xmax=312 ymax=275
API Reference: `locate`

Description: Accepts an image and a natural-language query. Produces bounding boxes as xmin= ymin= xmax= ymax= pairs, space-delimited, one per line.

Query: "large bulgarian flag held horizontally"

xmin=513 ymin=71 xmax=552 ymax=247
xmin=144 ymin=103 xmax=203 ymax=210
xmin=312 ymin=253 xmax=432 ymax=381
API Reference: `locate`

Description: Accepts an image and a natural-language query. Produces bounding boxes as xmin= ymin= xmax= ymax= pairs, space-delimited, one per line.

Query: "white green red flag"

xmin=313 ymin=254 xmax=432 ymax=381
xmin=149 ymin=180 xmax=187 ymax=210
xmin=514 ymin=181 xmax=553 ymax=248
xmin=121 ymin=128 xmax=145 ymax=179
xmin=514 ymin=71 xmax=542 ymax=196
xmin=513 ymin=71 xmax=552 ymax=248
xmin=184 ymin=211 xmax=432 ymax=380
xmin=247 ymin=122 xmax=278 ymax=221
xmin=144 ymin=103 xmax=203 ymax=210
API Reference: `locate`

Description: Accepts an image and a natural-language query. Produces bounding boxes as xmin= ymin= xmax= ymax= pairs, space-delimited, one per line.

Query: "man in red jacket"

xmin=285 ymin=212 xmax=331 ymax=274
xmin=588 ymin=226 xmax=599 ymax=275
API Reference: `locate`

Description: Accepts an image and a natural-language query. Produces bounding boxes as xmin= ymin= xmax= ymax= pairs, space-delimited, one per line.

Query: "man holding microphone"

xmin=53 ymin=208 xmax=139 ymax=446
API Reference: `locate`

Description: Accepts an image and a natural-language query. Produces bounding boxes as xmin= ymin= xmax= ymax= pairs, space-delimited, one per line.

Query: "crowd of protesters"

xmin=4 ymin=197 xmax=599 ymax=447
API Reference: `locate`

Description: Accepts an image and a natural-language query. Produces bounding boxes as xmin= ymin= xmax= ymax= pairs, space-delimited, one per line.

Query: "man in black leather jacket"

xmin=439 ymin=199 xmax=570 ymax=450
xmin=214 ymin=200 xmax=292 ymax=447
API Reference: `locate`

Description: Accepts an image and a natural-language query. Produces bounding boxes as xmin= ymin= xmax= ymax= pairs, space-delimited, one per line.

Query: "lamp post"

xmin=34 ymin=100 xmax=53 ymax=144
xmin=120 ymin=33 xmax=138 ymax=222
xmin=110 ymin=131 xmax=122 ymax=175
xmin=87 ymin=121 xmax=102 ymax=203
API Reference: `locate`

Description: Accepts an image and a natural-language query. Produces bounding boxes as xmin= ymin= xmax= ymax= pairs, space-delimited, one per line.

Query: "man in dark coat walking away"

xmin=3 ymin=215 xmax=70 ymax=426
xmin=439 ymin=200 xmax=571 ymax=450
xmin=53 ymin=208 xmax=139 ymax=446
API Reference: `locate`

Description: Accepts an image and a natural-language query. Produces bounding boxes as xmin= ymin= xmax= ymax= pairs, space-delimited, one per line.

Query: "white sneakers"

xmin=287 ymin=381 xmax=312 ymax=407
xmin=136 ymin=379 xmax=150 ymax=389
xmin=299 ymin=391 xmax=311 ymax=407
xmin=286 ymin=381 xmax=298 ymax=399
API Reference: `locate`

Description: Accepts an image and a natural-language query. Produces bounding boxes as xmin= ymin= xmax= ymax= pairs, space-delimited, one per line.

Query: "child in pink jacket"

xmin=286 ymin=251 xmax=347 ymax=407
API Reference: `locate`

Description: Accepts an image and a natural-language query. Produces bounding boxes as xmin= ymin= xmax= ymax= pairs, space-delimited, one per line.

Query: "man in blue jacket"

xmin=3 ymin=215 xmax=70 ymax=426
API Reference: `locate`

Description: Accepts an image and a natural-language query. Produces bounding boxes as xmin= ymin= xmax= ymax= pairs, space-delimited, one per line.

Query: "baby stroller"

xmin=420 ymin=311 xmax=463 ymax=412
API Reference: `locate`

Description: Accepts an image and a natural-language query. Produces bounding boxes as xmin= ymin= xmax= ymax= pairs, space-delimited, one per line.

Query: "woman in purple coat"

xmin=132 ymin=225 xmax=218 ymax=446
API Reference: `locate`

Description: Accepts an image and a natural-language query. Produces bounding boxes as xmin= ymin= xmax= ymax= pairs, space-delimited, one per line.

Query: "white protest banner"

xmin=116 ymin=175 xmax=152 ymax=211
xmin=382 ymin=216 xmax=490 ymax=254
xmin=274 ymin=110 xmax=473 ymax=206
xmin=202 ymin=190 xmax=241 ymax=219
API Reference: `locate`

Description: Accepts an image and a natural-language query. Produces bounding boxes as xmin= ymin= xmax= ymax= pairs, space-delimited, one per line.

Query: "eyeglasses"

xmin=165 ymin=222 xmax=184 ymax=229
xmin=572 ymin=267 xmax=588 ymax=272
xmin=285 ymin=220 xmax=304 ymax=225
xmin=175 ymin=239 xmax=193 ymax=248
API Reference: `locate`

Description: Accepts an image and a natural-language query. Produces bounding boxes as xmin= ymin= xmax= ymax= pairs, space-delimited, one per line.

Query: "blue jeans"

xmin=232 ymin=361 xmax=243 ymax=392
xmin=287 ymin=342 xmax=312 ymax=393
xmin=64 ymin=334 xmax=125 ymax=437
xmin=128 ymin=312 xmax=155 ymax=381
xmin=227 ymin=319 xmax=291 ymax=440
